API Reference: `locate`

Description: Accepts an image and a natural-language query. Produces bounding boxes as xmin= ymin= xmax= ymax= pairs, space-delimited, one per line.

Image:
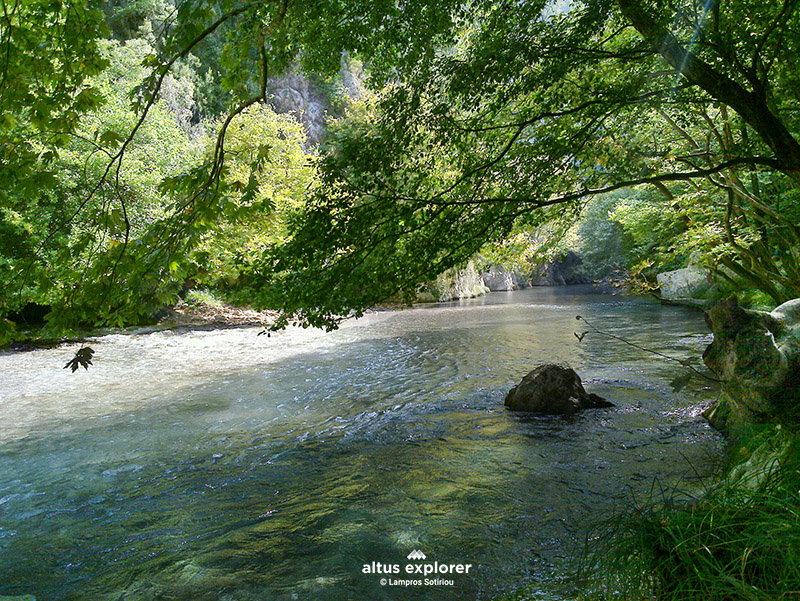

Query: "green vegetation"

xmin=600 ymin=487 xmax=800 ymax=601
xmin=3 ymin=1 xmax=800 ymax=599
xmin=261 ymin=0 xmax=800 ymax=328
xmin=491 ymin=427 xmax=800 ymax=601
xmin=580 ymin=424 xmax=800 ymax=601
xmin=3 ymin=0 xmax=800 ymax=337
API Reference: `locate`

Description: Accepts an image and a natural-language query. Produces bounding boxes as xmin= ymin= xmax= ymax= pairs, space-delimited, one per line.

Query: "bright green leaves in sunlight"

xmin=191 ymin=105 xmax=316 ymax=291
xmin=0 ymin=0 xmax=482 ymax=342
xmin=0 ymin=0 xmax=108 ymax=204
xmin=259 ymin=0 xmax=800 ymax=329
xmin=3 ymin=0 xmax=800 ymax=342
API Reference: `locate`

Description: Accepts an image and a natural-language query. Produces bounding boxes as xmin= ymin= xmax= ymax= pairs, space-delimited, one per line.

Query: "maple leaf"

xmin=64 ymin=347 xmax=94 ymax=372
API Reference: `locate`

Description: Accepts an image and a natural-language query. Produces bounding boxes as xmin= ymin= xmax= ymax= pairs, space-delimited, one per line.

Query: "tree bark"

xmin=616 ymin=0 xmax=800 ymax=174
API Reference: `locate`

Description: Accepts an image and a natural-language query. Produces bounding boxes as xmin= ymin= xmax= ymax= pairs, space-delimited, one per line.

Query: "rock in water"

xmin=703 ymin=296 xmax=800 ymax=431
xmin=504 ymin=364 xmax=613 ymax=414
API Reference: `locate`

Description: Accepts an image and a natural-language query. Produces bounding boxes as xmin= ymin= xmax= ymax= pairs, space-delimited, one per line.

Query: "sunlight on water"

xmin=0 ymin=287 xmax=722 ymax=600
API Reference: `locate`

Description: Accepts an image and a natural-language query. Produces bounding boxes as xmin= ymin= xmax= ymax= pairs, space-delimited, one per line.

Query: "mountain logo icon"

xmin=407 ymin=550 xmax=427 ymax=560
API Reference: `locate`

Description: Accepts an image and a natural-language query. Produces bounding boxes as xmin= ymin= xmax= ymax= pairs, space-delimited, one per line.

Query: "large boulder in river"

xmin=504 ymin=364 xmax=613 ymax=414
xmin=702 ymin=297 xmax=800 ymax=431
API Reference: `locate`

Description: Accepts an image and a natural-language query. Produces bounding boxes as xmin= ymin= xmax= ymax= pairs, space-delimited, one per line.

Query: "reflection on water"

xmin=0 ymin=287 xmax=722 ymax=600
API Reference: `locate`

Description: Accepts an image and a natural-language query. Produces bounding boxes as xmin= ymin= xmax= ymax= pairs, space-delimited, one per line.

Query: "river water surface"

xmin=0 ymin=287 xmax=722 ymax=600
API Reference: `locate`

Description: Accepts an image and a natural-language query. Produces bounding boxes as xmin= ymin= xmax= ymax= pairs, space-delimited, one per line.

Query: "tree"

xmin=0 ymin=0 xmax=473 ymax=340
xmin=260 ymin=0 xmax=800 ymax=329
xmin=3 ymin=0 xmax=799 ymax=337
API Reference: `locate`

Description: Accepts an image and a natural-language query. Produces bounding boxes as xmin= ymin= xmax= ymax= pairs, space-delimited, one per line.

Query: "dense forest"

xmin=2 ymin=0 xmax=799 ymax=342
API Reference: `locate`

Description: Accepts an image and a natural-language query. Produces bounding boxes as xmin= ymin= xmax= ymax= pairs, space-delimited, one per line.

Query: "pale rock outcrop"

xmin=481 ymin=265 xmax=529 ymax=291
xmin=417 ymin=260 xmax=490 ymax=303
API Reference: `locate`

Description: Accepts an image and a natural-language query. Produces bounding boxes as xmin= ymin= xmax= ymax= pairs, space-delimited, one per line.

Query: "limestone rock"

xmin=417 ymin=260 xmax=490 ymax=302
xmin=657 ymin=265 xmax=713 ymax=300
xmin=504 ymin=364 xmax=613 ymax=414
xmin=481 ymin=265 xmax=529 ymax=291
xmin=702 ymin=297 xmax=800 ymax=430
xmin=267 ymin=58 xmax=365 ymax=145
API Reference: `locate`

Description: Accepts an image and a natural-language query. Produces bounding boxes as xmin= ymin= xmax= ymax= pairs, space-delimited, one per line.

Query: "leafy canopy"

xmin=261 ymin=0 xmax=800 ymax=329
xmin=3 ymin=0 xmax=800 ymax=336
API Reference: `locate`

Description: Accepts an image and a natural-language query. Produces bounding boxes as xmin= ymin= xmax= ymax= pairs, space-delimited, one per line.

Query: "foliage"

xmin=0 ymin=0 xmax=109 ymax=209
xmin=4 ymin=0 xmax=800 ymax=337
xmin=192 ymin=105 xmax=315 ymax=290
xmin=580 ymin=434 xmax=800 ymax=601
xmin=104 ymin=0 xmax=171 ymax=41
xmin=1 ymin=0 xmax=485 ymax=340
xmin=184 ymin=288 xmax=225 ymax=308
xmin=0 ymin=19 xmax=316 ymax=343
xmin=0 ymin=37 xmax=207 ymax=340
xmin=573 ymin=194 xmax=635 ymax=279
xmin=261 ymin=0 xmax=800 ymax=328
xmin=63 ymin=347 xmax=95 ymax=372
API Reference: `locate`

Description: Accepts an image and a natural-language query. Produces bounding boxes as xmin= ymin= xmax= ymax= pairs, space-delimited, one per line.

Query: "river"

xmin=0 ymin=286 xmax=722 ymax=600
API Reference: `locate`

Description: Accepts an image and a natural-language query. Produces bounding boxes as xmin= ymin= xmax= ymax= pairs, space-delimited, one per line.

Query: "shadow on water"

xmin=0 ymin=287 xmax=723 ymax=600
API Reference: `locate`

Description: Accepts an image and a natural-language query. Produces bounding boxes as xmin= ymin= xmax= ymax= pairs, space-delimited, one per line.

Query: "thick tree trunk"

xmin=616 ymin=0 xmax=800 ymax=174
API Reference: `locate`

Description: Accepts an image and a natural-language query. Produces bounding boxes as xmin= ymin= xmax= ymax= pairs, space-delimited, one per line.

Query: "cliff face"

xmin=481 ymin=265 xmax=529 ymax=291
xmin=416 ymin=261 xmax=490 ymax=303
xmin=267 ymin=72 xmax=330 ymax=144
xmin=267 ymin=58 xmax=366 ymax=145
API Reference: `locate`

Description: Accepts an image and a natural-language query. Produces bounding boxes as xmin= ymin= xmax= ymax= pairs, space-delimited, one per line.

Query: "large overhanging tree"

xmin=262 ymin=0 xmax=800 ymax=329
xmin=2 ymin=0 xmax=799 ymax=334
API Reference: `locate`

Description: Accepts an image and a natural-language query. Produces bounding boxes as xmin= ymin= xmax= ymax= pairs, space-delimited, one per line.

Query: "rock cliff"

xmin=416 ymin=261 xmax=490 ymax=302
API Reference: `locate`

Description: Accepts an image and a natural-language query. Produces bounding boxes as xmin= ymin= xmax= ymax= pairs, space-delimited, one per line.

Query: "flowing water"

xmin=0 ymin=287 xmax=723 ymax=600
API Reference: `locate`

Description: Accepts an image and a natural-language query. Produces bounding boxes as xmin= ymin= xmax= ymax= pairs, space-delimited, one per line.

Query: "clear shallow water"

xmin=0 ymin=287 xmax=722 ymax=600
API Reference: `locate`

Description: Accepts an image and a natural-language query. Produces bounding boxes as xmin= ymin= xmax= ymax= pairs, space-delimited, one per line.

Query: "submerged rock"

xmin=504 ymin=364 xmax=613 ymax=414
xmin=703 ymin=297 xmax=800 ymax=431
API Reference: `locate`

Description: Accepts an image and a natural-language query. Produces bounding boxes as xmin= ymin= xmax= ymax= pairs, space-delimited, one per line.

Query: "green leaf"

xmin=99 ymin=130 xmax=126 ymax=149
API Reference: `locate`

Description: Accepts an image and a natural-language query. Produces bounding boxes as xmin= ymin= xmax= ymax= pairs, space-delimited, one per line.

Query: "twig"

xmin=575 ymin=315 xmax=720 ymax=383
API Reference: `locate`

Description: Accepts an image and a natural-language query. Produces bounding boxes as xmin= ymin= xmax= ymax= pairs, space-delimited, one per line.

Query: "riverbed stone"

xmin=702 ymin=297 xmax=800 ymax=431
xmin=504 ymin=364 xmax=613 ymax=414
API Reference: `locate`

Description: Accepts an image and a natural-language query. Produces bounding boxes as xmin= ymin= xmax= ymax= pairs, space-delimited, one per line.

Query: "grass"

xmin=578 ymin=428 xmax=800 ymax=601
xmin=184 ymin=288 xmax=226 ymax=309
xmin=494 ymin=430 xmax=800 ymax=601
xmin=581 ymin=485 xmax=800 ymax=601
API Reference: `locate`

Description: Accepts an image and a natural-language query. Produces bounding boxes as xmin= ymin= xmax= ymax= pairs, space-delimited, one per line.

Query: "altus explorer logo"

xmin=362 ymin=550 xmax=473 ymax=588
